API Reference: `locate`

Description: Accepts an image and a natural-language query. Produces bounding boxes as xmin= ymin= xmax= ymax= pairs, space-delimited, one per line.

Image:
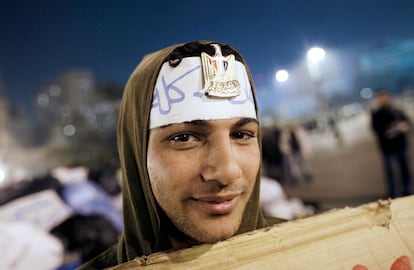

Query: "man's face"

xmin=147 ymin=117 xmax=260 ymax=244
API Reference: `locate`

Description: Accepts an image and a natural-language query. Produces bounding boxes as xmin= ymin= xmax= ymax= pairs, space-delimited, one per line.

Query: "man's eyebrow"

xmin=157 ymin=118 xmax=258 ymax=129
xmin=234 ymin=117 xmax=259 ymax=127
xmin=184 ymin=119 xmax=207 ymax=126
xmin=184 ymin=118 xmax=258 ymax=127
xmin=157 ymin=120 xmax=207 ymax=129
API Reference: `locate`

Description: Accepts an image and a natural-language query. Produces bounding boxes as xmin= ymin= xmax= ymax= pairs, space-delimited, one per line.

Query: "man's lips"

xmin=192 ymin=193 xmax=240 ymax=215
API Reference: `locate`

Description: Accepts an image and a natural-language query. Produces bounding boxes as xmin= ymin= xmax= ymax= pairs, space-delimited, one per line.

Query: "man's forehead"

xmin=149 ymin=55 xmax=256 ymax=130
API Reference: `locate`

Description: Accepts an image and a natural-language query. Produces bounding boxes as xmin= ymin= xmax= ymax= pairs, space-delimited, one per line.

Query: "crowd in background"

xmin=0 ymin=162 xmax=122 ymax=270
xmin=1 ymin=91 xmax=413 ymax=269
xmin=262 ymin=122 xmax=314 ymax=185
xmin=0 ymin=130 xmax=316 ymax=270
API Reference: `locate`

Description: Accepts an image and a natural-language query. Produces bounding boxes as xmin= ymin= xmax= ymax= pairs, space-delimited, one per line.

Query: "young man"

xmin=78 ymin=41 xmax=279 ymax=269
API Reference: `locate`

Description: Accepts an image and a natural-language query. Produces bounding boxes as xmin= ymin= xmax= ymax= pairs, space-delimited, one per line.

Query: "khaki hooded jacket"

xmin=78 ymin=41 xmax=278 ymax=270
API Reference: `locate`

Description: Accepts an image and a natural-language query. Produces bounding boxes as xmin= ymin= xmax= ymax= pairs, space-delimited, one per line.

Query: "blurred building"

xmin=259 ymin=37 xmax=414 ymax=124
xmin=0 ymin=79 xmax=30 ymax=185
xmin=357 ymin=38 xmax=414 ymax=94
xmin=0 ymin=79 xmax=11 ymax=153
xmin=0 ymin=80 xmax=29 ymax=151
xmin=35 ymin=70 xmax=96 ymax=136
xmin=0 ymin=69 xmax=122 ymax=183
xmin=35 ymin=70 xmax=122 ymax=139
xmin=33 ymin=70 xmax=122 ymax=165
xmin=258 ymin=48 xmax=359 ymax=123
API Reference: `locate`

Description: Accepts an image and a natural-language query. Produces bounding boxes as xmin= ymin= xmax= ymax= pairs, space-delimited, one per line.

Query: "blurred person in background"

xmin=78 ymin=41 xmax=283 ymax=270
xmin=371 ymin=90 xmax=412 ymax=198
xmin=280 ymin=122 xmax=313 ymax=185
xmin=261 ymin=125 xmax=286 ymax=181
xmin=327 ymin=113 xmax=343 ymax=146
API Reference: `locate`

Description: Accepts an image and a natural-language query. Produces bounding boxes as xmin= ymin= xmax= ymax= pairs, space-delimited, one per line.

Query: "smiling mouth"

xmin=193 ymin=193 xmax=240 ymax=215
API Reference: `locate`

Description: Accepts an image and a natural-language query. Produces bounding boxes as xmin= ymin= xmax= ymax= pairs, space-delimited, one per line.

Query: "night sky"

xmin=2 ymin=0 xmax=414 ymax=112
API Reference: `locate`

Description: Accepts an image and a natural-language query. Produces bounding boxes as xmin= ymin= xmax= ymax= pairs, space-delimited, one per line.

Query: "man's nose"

xmin=200 ymin=137 xmax=242 ymax=185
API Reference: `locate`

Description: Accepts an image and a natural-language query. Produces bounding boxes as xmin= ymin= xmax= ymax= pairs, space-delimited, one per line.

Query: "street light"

xmin=275 ymin=69 xmax=289 ymax=83
xmin=307 ymin=47 xmax=325 ymax=82
xmin=307 ymin=47 xmax=325 ymax=63
xmin=306 ymin=47 xmax=327 ymax=113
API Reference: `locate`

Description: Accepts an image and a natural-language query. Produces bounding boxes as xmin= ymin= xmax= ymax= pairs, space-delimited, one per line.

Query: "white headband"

xmin=149 ymin=50 xmax=256 ymax=129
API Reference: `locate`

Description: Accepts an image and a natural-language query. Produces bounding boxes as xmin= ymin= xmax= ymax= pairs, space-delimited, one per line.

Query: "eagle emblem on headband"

xmin=201 ymin=44 xmax=241 ymax=98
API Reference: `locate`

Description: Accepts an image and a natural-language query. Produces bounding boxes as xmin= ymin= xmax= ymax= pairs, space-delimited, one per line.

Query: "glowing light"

xmin=63 ymin=125 xmax=76 ymax=136
xmin=37 ymin=94 xmax=50 ymax=107
xmin=0 ymin=164 xmax=6 ymax=184
xmin=49 ymin=84 xmax=62 ymax=96
xmin=275 ymin=70 xmax=289 ymax=82
xmin=307 ymin=47 xmax=326 ymax=63
xmin=360 ymin=88 xmax=373 ymax=99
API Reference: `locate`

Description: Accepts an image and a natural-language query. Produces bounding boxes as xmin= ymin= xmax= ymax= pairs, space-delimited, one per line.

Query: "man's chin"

xmin=172 ymin=210 xmax=244 ymax=246
xmin=202 ymin=233 xmax=236 ymax=243
xmin=191 ymin=222 xmax=240 ymax=244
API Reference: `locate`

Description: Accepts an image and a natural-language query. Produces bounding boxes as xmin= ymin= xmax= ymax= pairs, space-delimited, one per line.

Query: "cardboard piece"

xmin=0 ymin=189 xmax=72 ymax=231
xmin=0 ymin=221 xmax=64 ymax=270
xmin=110 ymin=195 xmax=414 ymax=269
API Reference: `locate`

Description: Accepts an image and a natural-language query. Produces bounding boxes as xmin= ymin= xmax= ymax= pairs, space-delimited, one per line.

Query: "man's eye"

xmin=170 ymin=133 xmax=192 ymax=142
xmin=168 ymin=133 xmax=201 ymax=149
xmin=232 ymin=131 xmax=255 ymax=140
